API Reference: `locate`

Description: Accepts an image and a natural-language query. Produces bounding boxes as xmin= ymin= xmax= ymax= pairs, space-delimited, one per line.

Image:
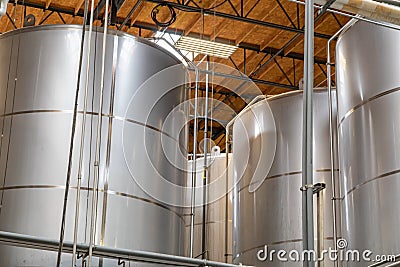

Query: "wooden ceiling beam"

xmin=74 ymin=0 xmax=86 ymax=15
xmin=45 ymin=0 xmax=52 ymax=9
xmin=282 ymin=13 xmax=330 ymax=57
xmin=130 ymin=1 xmax=145 ymax=26
xmin=272 ymin=45 xmax=326 ymax=89
xmin=235 ymin=5 xmax=279 ymax=45
xmin=3 ymin=5 xmax=15 ymax=32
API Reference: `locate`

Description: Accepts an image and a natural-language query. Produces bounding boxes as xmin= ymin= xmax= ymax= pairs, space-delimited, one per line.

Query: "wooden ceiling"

xmin=0 ymin=0 xmax=350 ymax=152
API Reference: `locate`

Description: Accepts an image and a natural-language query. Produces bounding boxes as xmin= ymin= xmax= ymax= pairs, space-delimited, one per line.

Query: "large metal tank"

xmin=185 ymin=147 xmax=233 ymax=263
xmin=232 ymin=89 xmax=339 ymax=266
xmin=336 ymin=21 xmax=400 ymax=264
xmin=0 ymin=25 xmax=187 ymax=266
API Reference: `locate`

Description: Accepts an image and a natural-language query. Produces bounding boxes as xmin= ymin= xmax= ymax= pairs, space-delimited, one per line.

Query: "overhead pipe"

xmin=315 ymin=0 xmax=400 ymax=25
xmin=291 ymin=0 xmax=400 ymax=31
xmin=0 ymin=231 xmax=250 ymax=267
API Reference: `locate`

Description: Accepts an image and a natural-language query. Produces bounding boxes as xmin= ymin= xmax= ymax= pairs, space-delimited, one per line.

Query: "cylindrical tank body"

xmin=232 ymin=89 xmax=339 ymax=266
xmin=186 ymin=147 xmax=233 ymax=262
xmin=0 ymin=25 xmax=187 ymax=266
xmin=336 ymin=21 xmax=400 ymax=264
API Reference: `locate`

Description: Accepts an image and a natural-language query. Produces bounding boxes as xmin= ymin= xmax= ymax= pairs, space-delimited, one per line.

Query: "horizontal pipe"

xmin=315 ymin=0 xmax=400 ymax=25
xmin=291 ymin=0 xmax=400 ymax=30
xmin=0 ymin=231 xmax=249 ymax=267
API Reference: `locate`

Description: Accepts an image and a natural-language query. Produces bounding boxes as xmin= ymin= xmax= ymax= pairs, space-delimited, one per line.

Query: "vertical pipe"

xmin=98 ymin=34 xmax=119 ymax=267
xmin=302 ymin=0 xmax=314 ymax=265
xmin=201 ymin=61 xmax=210 ymax=260
xmin=88 ymin=0 xmax=109 ymax=265
xmin=56 ymin=0 xmax=89 ymax=265
xmin=72 ymin=0 xmax=95 ymax=265
xmin=326 ymin=18 xmax=358 ymax=267
xmin=224 ymin=133 xmax=229 ymax=263
xmin=326 ymin=34 xmax=337 ymax=267
xmin=189 ymin=68 xmax=200 ymax=258
xmin=317 ymin=191 xmax=324 ymax=267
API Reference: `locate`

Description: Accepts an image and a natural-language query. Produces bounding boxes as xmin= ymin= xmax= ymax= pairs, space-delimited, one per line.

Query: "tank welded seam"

xmin=338 ymin=87 xmax=400 ymax=128
xmin=233 ymin=237 xmax=335 ymax=260
xmin=345 ymin=168 xmax=400 ymax=198
xmin=184 ymin=220 xmax=232 ymax=227
xmin=0 ymin=185 xmax=185 ymax=221
xmin=237 ymin=168 xmax=339 ymax=193
xmin=0 ymin=25 xmax=183 ymax=65
xmin=0 ymin=109 xmax=186 ymax=148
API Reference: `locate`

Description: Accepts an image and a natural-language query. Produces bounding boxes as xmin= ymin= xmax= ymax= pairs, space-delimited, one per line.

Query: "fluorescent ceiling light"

xmin=152 ymin=31 xmax=199 ymax=64
xmin=175 ymin=36 xmax=238 ymax=59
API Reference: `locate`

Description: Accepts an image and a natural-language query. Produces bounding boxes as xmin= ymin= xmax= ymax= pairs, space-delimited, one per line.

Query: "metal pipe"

xmin=0 ymin=231 xmax=248 ymax=267
xmin=72 ymin=0 xmax=95 ymax=265
xmin=316 ymin=190 xmax=324 ymax=267
xmin=201 ymin=61 xmax=210 ymax=260
xmin=88 ymin=0 xmax=109 ymax=265
xmin=56 ymin=0 xmax=89 ymax=265
xmin=326 ymin=18 xmax=358 ymax=267
xmin=189 ymin=67 xmax=200 ymax=258
xmin=224 ymin=143 xmax=229 ymax=263
xmin=98 ymin=35 xmax=119 ymax=267
xmin=314 ymin=0 xmax=400 ymax=25
xmin=290 ymin=0 xmax=400 ymax=31
xmin=302 ymin=0 xmax=314 ymax=265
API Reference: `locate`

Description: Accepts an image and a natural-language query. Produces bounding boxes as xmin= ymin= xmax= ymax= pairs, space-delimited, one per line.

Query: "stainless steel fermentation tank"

xmin=0 ymin=25 xmax=187 ymax=266
xmin=336 ymin=21 xmax=400 ymax=264
xmin=232 ymin=90 xmax=339 ymax=266
xmin=186 ymin=147 xmax=233 ymax=262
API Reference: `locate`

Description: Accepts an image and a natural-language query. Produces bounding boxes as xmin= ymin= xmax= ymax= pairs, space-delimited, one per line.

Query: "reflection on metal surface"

xmin=0 ymin=185 xmax=185 ymax=220
xmin=186 ymin=153 xmax=233 ymax=263
xmin=0 ymin=25 xmax=186 ymax=266
xmin=233 ymin=89 xmax=339 ymax=267
xmin=337 ymin=86 xmax=400 ymax=128
xmin=336 ymin=21 xmax=400 ymax=265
